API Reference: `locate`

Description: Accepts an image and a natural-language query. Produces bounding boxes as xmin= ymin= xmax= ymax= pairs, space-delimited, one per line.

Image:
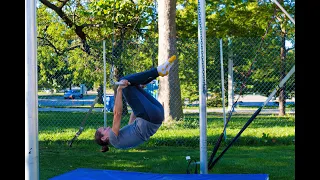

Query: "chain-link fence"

xmin=38 ymin=37 xmax=295 ymax=150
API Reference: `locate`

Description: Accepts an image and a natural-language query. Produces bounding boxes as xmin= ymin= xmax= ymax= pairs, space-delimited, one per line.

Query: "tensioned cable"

xmin=207 ymin=4 xmax=278 ymax=170
xmin=208 ymin=65 xmax=295 ymax=170
xmin=68 ymin=87 xmax=101 ymax=147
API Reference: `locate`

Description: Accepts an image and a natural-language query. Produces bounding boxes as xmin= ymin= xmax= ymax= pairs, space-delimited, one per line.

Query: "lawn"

xmin=39 ymin=111 xmax=295 ymax=180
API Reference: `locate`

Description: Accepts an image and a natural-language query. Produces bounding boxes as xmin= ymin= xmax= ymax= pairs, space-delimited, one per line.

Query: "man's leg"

xmin=119 ymin=55 xmax=176 ymax=85
xmin=122 ymin=86 xmax=159 ymax=122
xmin=120 ymin=68 xmax=159 ymax=86
xmin=135 ymin=86 xmax=164 ymax=124
xmin=120 ymin=55 xmax=177 ymax=123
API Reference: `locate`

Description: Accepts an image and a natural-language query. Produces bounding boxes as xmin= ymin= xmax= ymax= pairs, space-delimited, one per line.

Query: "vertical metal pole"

xmin=228 ymin=59 xmax=234 ymax=111
xmin=25 ymin=0 xmax=39 ymax=179
xmin=198 ymin=0 xmax=207 ymax=174
xmin=103 ymin=40 xmax=107 ymax=127
xmin=219 ymin=39 xmax=227 ymax=140
xmin=227 ymin=40 xmax=234 ymax=112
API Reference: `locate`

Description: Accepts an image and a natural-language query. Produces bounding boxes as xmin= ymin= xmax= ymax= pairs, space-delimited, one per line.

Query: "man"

xmin=94 ymin=55 xmax=176 ymax=152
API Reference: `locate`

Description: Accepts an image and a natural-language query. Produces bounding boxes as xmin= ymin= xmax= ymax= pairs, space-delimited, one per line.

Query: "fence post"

xmin=25 ymin=0 xmax=39 ymax=179
xmin=198 ymin=0 xmax=208 ymax=174
xmin=220 ymin=39 xmax=227 ymax=140
xmin=227 ymin=49 xmax=234 ymax=112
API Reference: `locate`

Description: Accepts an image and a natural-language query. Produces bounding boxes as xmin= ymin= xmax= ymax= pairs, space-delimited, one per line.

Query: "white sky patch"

xmin=285 ymin=40 xmax=294 ymax=48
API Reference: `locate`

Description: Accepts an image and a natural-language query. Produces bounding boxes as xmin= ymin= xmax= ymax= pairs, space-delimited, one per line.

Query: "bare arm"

xmin=128 ymin=112 xmax=136 ymax=124
xmin=111 ymin=80 xmax=129 ymax=136
xmin=112 ymin=88 xmax=123 ymax=136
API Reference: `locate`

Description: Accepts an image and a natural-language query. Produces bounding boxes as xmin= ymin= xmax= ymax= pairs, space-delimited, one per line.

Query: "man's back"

xmin=108 ymin=117 xmax=161 ymax=149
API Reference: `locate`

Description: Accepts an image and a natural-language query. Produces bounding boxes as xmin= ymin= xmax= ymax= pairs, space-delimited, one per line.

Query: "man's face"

xmin=98 ymin=126 xmax=111 ymax=141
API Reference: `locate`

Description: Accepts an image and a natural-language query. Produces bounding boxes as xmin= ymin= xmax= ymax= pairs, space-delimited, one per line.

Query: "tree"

xmin=37 ymin=0 xmax=295 ymax=117
xmin=158 ymin=0 xmax=183 ymax=121
xmin=38 ymin=0 xmax=156 ymax=104
xmin=270 ymin=0 xmax=295 ymax=116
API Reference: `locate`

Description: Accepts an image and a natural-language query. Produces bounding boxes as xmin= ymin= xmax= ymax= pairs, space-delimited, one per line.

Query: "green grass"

xmin=39 ymin=111 xmax=295 ymax=180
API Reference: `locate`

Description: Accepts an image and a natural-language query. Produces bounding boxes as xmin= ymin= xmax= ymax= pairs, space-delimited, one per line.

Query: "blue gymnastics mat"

xmin=49 ymin=168 xmax=269 ymax=180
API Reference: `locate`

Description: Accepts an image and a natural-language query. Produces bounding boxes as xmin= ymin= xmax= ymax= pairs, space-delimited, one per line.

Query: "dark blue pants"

xmin=120 ymin=68 xmax=164 ymax=124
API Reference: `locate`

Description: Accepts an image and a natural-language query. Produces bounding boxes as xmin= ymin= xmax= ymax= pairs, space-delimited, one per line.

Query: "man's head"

xmin=94 ymin=127 xmax=112 ymax=152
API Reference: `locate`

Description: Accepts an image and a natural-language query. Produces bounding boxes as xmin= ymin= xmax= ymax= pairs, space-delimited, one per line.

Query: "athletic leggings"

xmin=120 ymin=68 xmax=164 ymax=124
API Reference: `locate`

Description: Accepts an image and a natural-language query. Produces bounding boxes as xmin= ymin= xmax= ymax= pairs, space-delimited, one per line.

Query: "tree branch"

xmin=37 ymin=36 xmax=81 ymax=56
xmin=286 ymin=46 xmax=295 ymax=53
xmin=80 ymin=23 xmax=105 ymax=28
xmin=39 ymin=0 xmax=90 ymax=54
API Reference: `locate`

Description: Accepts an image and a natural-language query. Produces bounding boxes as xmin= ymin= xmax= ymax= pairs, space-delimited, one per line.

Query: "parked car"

xmin=64 ymin=89 xmax=83 ymax=99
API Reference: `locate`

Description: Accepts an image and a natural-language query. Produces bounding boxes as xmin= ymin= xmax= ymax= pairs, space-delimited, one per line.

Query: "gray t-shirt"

xmin=108 ymin=117 xmax=161 ymax=149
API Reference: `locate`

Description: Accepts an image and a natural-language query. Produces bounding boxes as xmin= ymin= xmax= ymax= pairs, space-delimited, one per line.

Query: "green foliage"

xmin=207 ymin=92 xmax=223 ymax=107
xmin=176 ymin=0 xmax=295 ymax=38
xmin=37 ymin=0 xmax=295 ymax=104
xmin=37 ymin=0 xmax=157 ymax=91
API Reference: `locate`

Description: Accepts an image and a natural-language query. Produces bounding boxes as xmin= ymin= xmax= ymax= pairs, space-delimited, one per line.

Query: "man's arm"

xmin=112 ymin=87 xmax=123 ymax=136
xmin=111 ymin=80 xmax=129 ymax=136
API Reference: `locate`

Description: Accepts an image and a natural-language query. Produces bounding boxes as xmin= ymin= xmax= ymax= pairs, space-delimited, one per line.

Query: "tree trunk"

xmin=278 ymin=13 xmax=287 ymax=116
xmin=278 ymin=34 xmax=287 ymax=116
xmin=158 ymin=0 xmax=183 ymax=121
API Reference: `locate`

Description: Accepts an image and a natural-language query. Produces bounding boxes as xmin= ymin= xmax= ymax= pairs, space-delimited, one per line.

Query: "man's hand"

xmin=117 ymin=79 xmax=130 ymax=90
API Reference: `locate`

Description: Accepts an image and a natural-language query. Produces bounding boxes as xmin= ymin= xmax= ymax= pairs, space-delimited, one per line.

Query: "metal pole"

xmin=227 ymin=38 xmax=234 ymax=112
xmin=103 ymin=40 xmax=107 ymax=127
xmin=228 ymin=58 xmax=234 ymax=111
xmin=25 ymin=0 xmax=39 ymax=179
xmin=219 ymin=39 xmax=227 ymax=140
xmin=198 ymin=0 xmax=207 ymax=174
xmin=271 ymin=0 xmax=295 ymax=24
